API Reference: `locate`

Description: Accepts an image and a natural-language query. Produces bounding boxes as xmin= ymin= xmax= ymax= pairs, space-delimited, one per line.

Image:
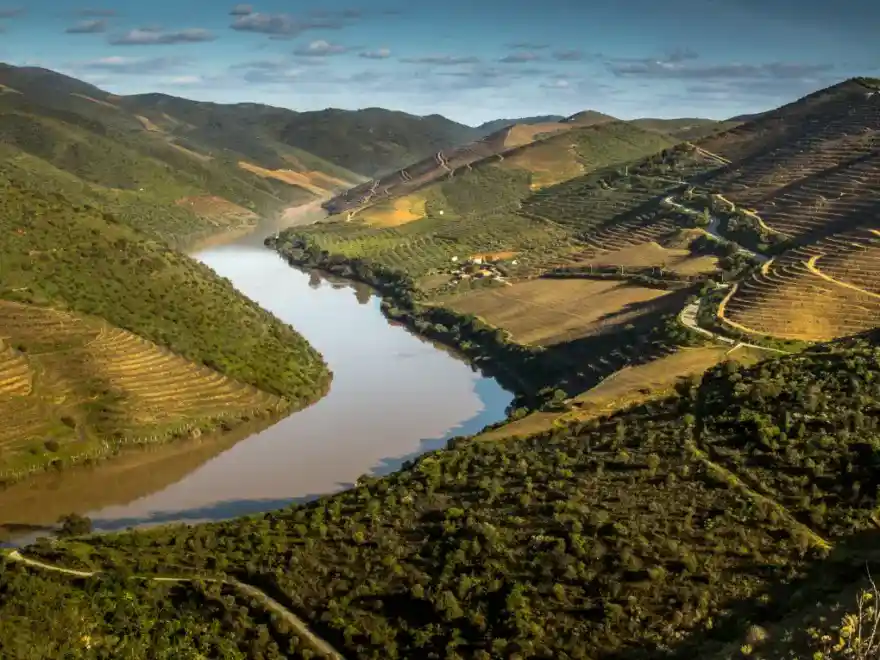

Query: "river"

xmin=0 ymin=240 xmax=513 ymax=542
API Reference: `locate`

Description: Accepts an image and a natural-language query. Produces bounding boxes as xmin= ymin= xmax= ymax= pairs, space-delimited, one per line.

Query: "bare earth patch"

xmin=238 ymin=161 xmax=331 ymax=196
xmin=70 ymin=93 xmax=119 ymax=110
xmin=502 ymin=122 xmax=570 ymax=149
xmin=443 ymin=278 xmax=672 ymax=346
xmin=573 ymin=242 xmax=719 ymax=276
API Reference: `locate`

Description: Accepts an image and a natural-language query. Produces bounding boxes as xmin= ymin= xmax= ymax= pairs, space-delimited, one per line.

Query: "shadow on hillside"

xmin=599 ymin=528 xmax=880 ymax=660
xmin=85 ymin=494 xmax=334 ymax=534
xmin=536 ymin=287 xmax=692 ymax=395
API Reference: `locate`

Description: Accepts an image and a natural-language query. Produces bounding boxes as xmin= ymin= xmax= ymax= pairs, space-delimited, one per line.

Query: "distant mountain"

xmin=0 ymin=63 xmax=368 ymax=247
xmin=474 ymin=115 xmax=565 ymax=137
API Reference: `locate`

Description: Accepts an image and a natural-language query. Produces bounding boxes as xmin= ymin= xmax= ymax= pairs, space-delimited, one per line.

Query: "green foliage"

xmin=0 ymin=165 xmax=329 ymax=401
xmin=13 ymin=332 xmax=880 ymax=659
xmin=0 ymin=561 xmax=310 ymax=659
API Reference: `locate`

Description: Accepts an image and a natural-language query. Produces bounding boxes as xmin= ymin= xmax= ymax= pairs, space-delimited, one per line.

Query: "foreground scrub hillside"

xmin=0 ymin=150 xmax=330 ymax=482
xmin=12 ymin=329 xmax=880 ymax=659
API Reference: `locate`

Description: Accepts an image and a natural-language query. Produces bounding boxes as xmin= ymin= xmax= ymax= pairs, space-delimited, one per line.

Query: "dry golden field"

xmin=567 ymin=241 xmax=719 ymax=276
xmin=237 ymin=160 xmax=331 ymax=195
xmin=442 ymin=278 xmax=673 ymax=346
xmin=357 ymin=195 xmax=427 ymax=226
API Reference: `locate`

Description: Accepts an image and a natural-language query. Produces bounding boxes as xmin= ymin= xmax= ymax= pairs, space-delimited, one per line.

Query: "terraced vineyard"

xmin=720 ymin=230 xmax=880 ymax=341
xmin=0 ymin=300 xmax=284 ymax=482
xmin=516 ymin=147 xmax=720 ymax=270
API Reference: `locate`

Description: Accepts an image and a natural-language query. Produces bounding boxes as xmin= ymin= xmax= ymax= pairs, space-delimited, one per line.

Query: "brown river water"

xmin=0 ymin=239 xmax=512 ymax=542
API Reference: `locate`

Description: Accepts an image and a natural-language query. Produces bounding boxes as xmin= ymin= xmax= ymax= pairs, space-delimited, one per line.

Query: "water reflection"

xmin=1 ymin=244 xmax=513 ymax=542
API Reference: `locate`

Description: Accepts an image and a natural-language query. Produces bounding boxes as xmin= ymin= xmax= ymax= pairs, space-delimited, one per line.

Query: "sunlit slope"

xmin=0 ymin=164 xmax=329 ymax=404
xmin=334 ymin=121 xmax=677 ymax=228
xmin=0 ymin=63 xmax=363 ymax=246
xmin=681 ymin=78 xmax=880 ymax=341
xmin=0 ymin=301 xmax=283 ymax=481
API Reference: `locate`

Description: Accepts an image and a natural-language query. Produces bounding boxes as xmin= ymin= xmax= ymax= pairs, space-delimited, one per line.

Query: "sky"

xmin=0 ymin=0 xmax=878 ymax=125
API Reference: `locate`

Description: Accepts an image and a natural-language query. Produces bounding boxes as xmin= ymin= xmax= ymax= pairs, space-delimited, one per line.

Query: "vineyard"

xmin=0 ymin=300 xmax=284 ymax=480
xmin=298 ymin=210 xmax=574 ymax=279
xmin=720 ymin=238 xmax=880 ymax=341
xmin=696 ymin=78 xmax=880 ymax=168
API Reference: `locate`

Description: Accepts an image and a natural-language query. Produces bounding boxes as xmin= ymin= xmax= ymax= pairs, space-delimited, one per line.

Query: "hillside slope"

xmin=0 ymin=145 xmax=330 ymax=480
xmin=324 ymin=117 xmax=670 ymax=218
xmin=0 ymin=64 xmax=368 ymax=248
xmin=22 ymin=329 xmax=880 ymax=659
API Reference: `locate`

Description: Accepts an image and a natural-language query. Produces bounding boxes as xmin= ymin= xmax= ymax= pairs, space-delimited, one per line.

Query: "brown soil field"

xmin=502 ymin=122 xmax=570 ymax=149
xmin=443 ymin=278 xmax=673 ymax=346
xmin=134 ymin=114 xmax=162 ymax=132
xmin=502 ymin=141 xmax=583 ymax=189
xmin=70 ymin=93 xmax=120 ymax=110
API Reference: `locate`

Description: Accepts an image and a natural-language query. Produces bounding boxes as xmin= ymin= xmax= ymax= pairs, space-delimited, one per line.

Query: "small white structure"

xmin=472 ymin=256 xmax=483 ymax=265
xmin=438 ymin=210 xmax=444 ymax=215
xmin=451 ymin=256 xmax=459 ymax=262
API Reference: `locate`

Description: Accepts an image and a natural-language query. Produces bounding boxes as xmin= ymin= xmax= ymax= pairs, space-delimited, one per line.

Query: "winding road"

xmin=662 ymin=196 xmax=788 ymax=353
xmin=5 ymin=549 xmax=346 ymax=660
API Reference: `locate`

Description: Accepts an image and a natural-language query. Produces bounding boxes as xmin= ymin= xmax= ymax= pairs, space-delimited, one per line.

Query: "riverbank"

xmin=265 ymin=233 xmax=556 ymax=413
xmin=1 ymin=244 xmax=512 ymax=544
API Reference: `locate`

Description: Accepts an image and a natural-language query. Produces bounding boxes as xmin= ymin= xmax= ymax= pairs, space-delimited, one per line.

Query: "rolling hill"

xmin=278 ymin=76 xmax=879 ymax=435
xmin=0 ymin=63 xmax=371 ymax=247
xmin=17 ymin=328 xmax=880 ymax=659
xmin=0 ymin=146 xmax=331 ymax=482
xmin=322 ymin=113 xmax=662 ymax=217
xmin=473 ymin=114 xmax=566 ymax=137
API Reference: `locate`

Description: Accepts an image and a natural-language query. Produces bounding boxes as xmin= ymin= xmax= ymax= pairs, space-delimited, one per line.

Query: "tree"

xmin=57 ymin=513 xmax=93 ymax=538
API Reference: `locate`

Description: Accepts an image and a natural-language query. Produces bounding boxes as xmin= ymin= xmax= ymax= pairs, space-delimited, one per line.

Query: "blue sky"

xmin=1 ymin=0 xmax=878 ymax=124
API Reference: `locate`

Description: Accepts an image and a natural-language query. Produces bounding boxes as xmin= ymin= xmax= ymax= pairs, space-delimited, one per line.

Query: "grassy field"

xmin=440 ymin=278 xmax=675 ymax=346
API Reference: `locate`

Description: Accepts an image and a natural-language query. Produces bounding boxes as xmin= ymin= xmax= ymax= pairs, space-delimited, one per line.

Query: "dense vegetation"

xmin=0 ymin=154 xmax=329 ymax=402
xmin=15 ymin=330 xmax=879 ymax=659
xmin=0 ymin=559 xmax=315 ymax=659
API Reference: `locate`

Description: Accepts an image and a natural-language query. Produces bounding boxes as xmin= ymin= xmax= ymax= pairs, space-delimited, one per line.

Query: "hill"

xmin=276 ymin=77 xmax=880 ymax=439
xmin=13 ymin=329 xmax=880 ymax=659
xmin=473 ymin=114 xmax=566 ymax=137
xmin=0 ymin=64 xmax=359 ymax=248
xmin=0 ymin=148 xmax=330 ymax=481
xmin=630 ymin=117 xmax=742 ymax=140
xmin=323 ymin=118 xmax=672 ymax=218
